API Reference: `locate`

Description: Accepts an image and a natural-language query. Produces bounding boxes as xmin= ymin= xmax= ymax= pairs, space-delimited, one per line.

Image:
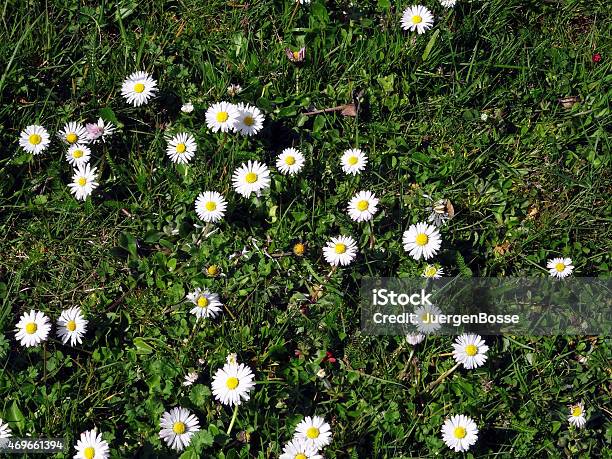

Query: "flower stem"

xmin=226 ymin=404 xmax=239 ymax=436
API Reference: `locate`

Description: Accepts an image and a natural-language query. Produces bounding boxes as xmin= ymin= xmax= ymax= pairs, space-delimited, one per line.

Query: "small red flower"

xmin=592 ymin=53 xmax=602 ymax=63
xmin=323 ymin=351 xmax=336 ymax=363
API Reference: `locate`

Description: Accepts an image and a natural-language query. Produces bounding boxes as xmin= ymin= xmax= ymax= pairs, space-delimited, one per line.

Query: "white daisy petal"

xmin=293 ymin=416 xmax=332 ymax=450
xmin=340 ymin=148 xmax=367 ymax=175
xmin=401 ymin=5 xmax=435 ymax=34
xmin=195 ymin=191 xmax=227 ymax=223
xmin=186 ymin=288 xmax=223 ymax=320
xmin=402 ymin=222 xmax=442 ymax=260
xmin=56 ymin=307 xmax=87 ymax=346
xmin=65 ymin=144 xmax=91 ymax=167
xmin=347 ymin=190 xmax=379 ymax=222
xmin=568 ymin=402 xmax=587 ymax=428
xmin=68 ymin=164 xmax=99 ymax=201
xmin=546 ymin=257 xmax=574 ymax=279
xmin=235 ymin=103 xmax=265 ymax=136
xmin=206 ymin=101 xmax=239 ymax=133
xmin=58 ymin=122 xmax=90 ymax=145
xmin=452 ymin=334 xmax=489 ymax=369
xmin=73 ymin=429 xmax=110 ymax=459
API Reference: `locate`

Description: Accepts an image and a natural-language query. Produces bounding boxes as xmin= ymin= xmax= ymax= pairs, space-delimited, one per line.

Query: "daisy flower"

xmin=56 ymin=307 xmax=87 ymax=346
xmin=298 ymin=0 xmax=311 ymax=4
xmin=347 ymin=190 xmax=379 ymax=222
xmin=0 ymin=419 xmax=12 ymax=439
xmin=279 ymin=438 xmax=322 ymax=459
xmin=294 ymin=416 xmax=332 ymax=450
xmin=211 ymin=362 xmax=256 ymax=406
xmin=206 ymin=265 xmax=221 ymax=277
xmin=293 ymin=242 xmax=306 ymax=256
xmin=439 ymin=0 xmax=456 ymax=7
xmin=186 ymin=288 xmax=223 ymax=320
xmin=181 ymin=102 xmax=194 ymax=113
xmin=547 ymin=257 xmax=574 ymax=279
xmin=340 ymin=148 xmax=368 ymax=175
xmin=406 ymin=333 xmax=425 ymax=345
xmin=235 ymin=103 xmax=265 ymax=136
xmin=68 ymin=164 xmax=99 ymax=201
xmin=121 ymin=71 xmax=158 ymax=107
xmin=205 ymin=101 xmax=239 ymax=133
xmin=422 ymin=264 xmax=444 ymax=278
xmin=276 ymin=147 xmax=305 ymax=175
xmin=15 ymin=310 xmax=51 ymax=347
xmin=427 ymin=198 xmax=453 ymax=226
xmin=403 ymin=222 xmax=442 ymax=260
xmin=19 ymin=125 xmax=50 ymax=155
xmin=65 ymin=144 xmax=91 ymax=167
xmin=227 ymin=84 xmax=242 ymax=97
xmin=85 ymin=118 xmax=116 ymax=143
xmin=568 ymin=402 xmax=587 ymax=428
xmin=401 ymin=5 xmax=434 ymax=34
xmin=441 ymin=415 xmax=478 ymax=452
xmin=413 ymin=303 xmax=442 ymax=334
xmin=452 ymin=334 xmax=489 ymax=369
xmin=183 ymin=371 xmax=198 ymax=387
xmin=74 ymin=429 xmax=110 ymax=459
xmin=58 ymin=121 xmax=89 ymax=145
xmin=232 ymin=160 xmax=270 ymax=197
xmin=323 ymin=235 xmax=358 ymax=266
xmin=166 ymin=132 xmax=197 ymax=164
xmin=286 ymin=47 xmax=306 ymax=62
xmin=159 ymin=407 xmax=200 ymax=451
xmin=195 ymin=191 xmax=227 ymax=223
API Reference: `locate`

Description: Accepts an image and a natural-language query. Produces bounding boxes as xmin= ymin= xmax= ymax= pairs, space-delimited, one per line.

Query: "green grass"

xmin=0 ymin=0 xmax=611 ymax=457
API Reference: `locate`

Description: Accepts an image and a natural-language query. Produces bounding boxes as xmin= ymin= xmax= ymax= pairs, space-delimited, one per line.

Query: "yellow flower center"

xmin=73 ymin=149 xmax=84 ymax=159
xmin=424 ymin=266 xmax=437 ymax=277
xmin=555 ymin=262 xmax=566 ymax=272
xmin=285 ymin=156 xmax=296 ymax=165
xmin=29 ymin=134 xmax=42 ymax=145
xmin=415 ymin=233 xmax=429 ymax=246
xmin=83 ymin=446 xmax=96 ymax=459
xmin=465 ymin=344 xmax=478 ymax=356
xmin=334 ymin=243 xmax=346 ymax=254
xmin=421 ymin=313 xmax=430 ymax=323
xmin=306 ymin=427 xmax=319 ymax=439
xmin=295 ymin=455 xmax=307 ymax=459
xmin=66 ymin=320 xmax=77 ymax=331
xmin=216 ymin=111 xmax=229 ymax=123
xmin=293 ymin=51 xmax=300 ymax=60
xmin=197 ymin=296 xmax=209 ymax=308
xmin=293 ymin=243 xmax=305 ymax=256
xmin=572 ymin=406 xmax=582 ymax=417
xmin=357 ymin=200 xmax=369 ymax=211
xmin=25 ymin=322 xmax=38 ymax=334
xmin=66 ymin=133 xmax=78 ymax=143
xmin=244 ymin=115 xmax=254 ymax=126
xmin=134 ymin=83 xmax=145 ymax=93
xmin=245 ymin=172 xmax=258 ymax=183
xmin=78 ymin=177 xmax=87 ymax=187
xmin=176 ymin=143 xmax=186 ymax=153
xmin=412 ymin=15 xmax=423 ymax=24
xmin=347 ymin=156 xmax=358 ymax=165
xmin=454 ymin=427 xmax=467 ymax=439
xmin=207 ymin=265 xmax=219 ymax=276
xmin=172 ymin=421 xmax=186 ymax=435
xmin=226 ymin=377 xmax=239 ymax=390
xmin=205 ymin=201 xmax=217 ymax=211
